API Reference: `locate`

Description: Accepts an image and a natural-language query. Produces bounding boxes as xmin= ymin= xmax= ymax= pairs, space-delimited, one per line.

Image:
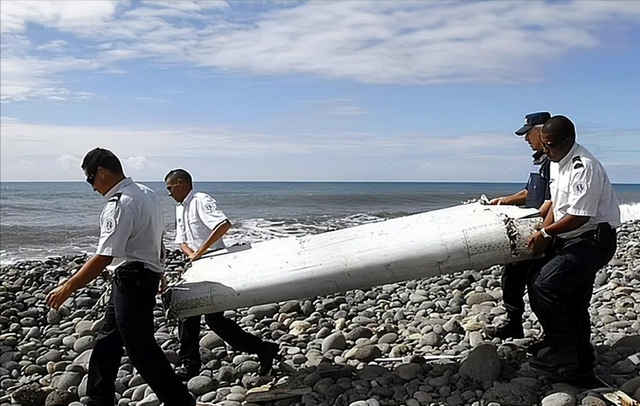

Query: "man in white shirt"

xmin=527 ymin=116 xmax=620 ymax=385
xmin=46 ymin=148 xmax=195 ymax=406
xmin=165 ymin=169 xmax=279 ymax=380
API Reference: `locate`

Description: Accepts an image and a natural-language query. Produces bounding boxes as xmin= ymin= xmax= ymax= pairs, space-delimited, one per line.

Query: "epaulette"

xmin=572 ymin=156 xmax=584 ymax=169
xmin=108 ymin=192 xmax=122 ymax=203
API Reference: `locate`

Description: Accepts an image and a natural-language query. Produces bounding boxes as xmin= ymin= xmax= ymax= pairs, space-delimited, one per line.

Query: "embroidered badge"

xmin=102 ymin=217 xmax=116 ymax=233
xmin=574 ymin=182 xmax=586 ymax=194
xmin=204 ymin=202 xmax=216 ymax=213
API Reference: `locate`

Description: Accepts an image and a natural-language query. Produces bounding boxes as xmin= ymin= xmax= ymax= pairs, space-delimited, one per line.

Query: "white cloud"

xmin=36 ymin=39 xmax=70 ymax=52
xmin=2 ymin=0 xmax=640 ymax=103
xmin=0 ymin=1 xmax=118 ymax=34
xmin=58 ymin=154 xmax=81 ymax=170
xmin=124 ymin=156 xmax=153 ymax=171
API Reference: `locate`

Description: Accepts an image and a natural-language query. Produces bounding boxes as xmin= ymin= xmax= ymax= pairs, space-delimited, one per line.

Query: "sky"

xmin=1 ymin=0 xmax=639 ymax=182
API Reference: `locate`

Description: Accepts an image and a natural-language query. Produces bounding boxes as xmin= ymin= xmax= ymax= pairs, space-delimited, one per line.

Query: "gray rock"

xmin=37 ymin=349 xmax=63 ymax=364
xmin=460 ymin=344 xmax=501 ymax=384
xmin=541 ymin=392 xmax=576 ymax=406
xmin=482 ymin=382 xmax=538 ymax=406
xmin=580 ymin=396 xmax=606 ymax=406
xmin=10 ymin=383 xmax=49 ymax=406
xmin=73 ymin=336 xmax=96 ymax=353
xmin=200 ymin=332 xmax=225 ymax=350
xmin=344 ymin=345 xmax=381 ymax=362
xmin=45 ymin=390 xmax=78 ymax=406
xmin=55 ymin=371 xmax=83 ymax=391
xmin=47 ymin=309 xmax=62 ymax=324
xmin=467 ymin=292 xmax=495 ymax=306
xmin=396 ymin=363 xmax=422 ymax=380
xmin=322 ymin=332 xmax=347 ymax=353
xmin=137 ymin=394 xmax=160 ymax=406
xmin=247 ymin=304 xmax=279 ymax=319
xmin=346 ymin=327 xmax=374 ymax=341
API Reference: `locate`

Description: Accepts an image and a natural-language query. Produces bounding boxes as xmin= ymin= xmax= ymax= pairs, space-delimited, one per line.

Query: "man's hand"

xmin=489 ymin=198 xmax=504 ymax=205
xmin=46 ymin=282 xmax=74 ymax=310
xmin=188 ymin=251 xmax=202 ymax=262
xmin=527 ymin=231 xmax=550 ymax=257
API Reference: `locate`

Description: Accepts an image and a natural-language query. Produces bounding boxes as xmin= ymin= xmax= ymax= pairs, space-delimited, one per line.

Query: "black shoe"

xmin=175 ymin=362 xmax=199 ymax=381
xmin=485 ymin=321 xmax=524 ymax=340
xmin=529 ymin=346 xmax=578 ymax=372
xmin=548 ymin=369 xmax=600 ymax=389
xmin=257 ymin=342 xmax=280 ymax=376
xmin=525 ymin=338 xmax=552 ymax=355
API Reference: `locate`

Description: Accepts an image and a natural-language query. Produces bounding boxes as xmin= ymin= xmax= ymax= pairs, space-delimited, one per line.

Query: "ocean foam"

xmin=620 ymin=202 xmax=640 ymax=223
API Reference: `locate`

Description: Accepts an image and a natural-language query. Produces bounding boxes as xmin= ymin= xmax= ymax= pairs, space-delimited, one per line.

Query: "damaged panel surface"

xmin=167 ymin=203 xmax=540 ymax=319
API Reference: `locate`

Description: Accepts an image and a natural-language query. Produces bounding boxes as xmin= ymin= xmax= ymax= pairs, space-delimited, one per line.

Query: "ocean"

xmin=2 ymin=181 xmax=639 ymax=265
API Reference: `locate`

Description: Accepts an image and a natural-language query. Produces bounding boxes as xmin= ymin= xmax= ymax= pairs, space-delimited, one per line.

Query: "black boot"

xmin=257 ymin=342 xmax=280 ymax=376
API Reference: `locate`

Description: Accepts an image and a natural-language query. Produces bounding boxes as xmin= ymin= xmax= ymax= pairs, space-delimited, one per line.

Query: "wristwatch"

xmin=540 ymin=228 xmax=552 ymax=239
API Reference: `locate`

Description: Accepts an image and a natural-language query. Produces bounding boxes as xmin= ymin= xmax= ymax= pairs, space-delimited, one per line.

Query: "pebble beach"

xmin=1 ymin=221 xmax=639 ymax=406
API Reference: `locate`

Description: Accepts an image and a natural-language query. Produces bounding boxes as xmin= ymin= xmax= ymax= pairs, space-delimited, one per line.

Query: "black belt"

xmin=554 ymin=222 xmax=615 ymax=247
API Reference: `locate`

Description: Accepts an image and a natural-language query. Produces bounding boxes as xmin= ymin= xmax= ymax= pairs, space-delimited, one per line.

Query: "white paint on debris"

xmin=167 ymin=203 xmax=540 ymax=319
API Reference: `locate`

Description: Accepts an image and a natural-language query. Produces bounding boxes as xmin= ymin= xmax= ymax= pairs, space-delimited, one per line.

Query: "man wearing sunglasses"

xmin=164 ymin=169 xmax=279 ymax=380
xmin=46 ymin=148 xmax=197 ymax=406
xmin=527 ymin=116 xmax=620 ymax=385
xmin=486 ymin=111 xmax=552 ymax=340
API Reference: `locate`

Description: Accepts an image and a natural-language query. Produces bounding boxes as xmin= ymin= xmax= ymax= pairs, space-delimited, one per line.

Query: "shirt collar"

xmin=558 ymin=143 xmax=579 ymax=168
xmin=104 ymin=177 xmax=133 ymax=200
xmin=180 ymin=189 xmax=195 ymax=206
xmin=532 ymin=150 xmax=545 ymax=163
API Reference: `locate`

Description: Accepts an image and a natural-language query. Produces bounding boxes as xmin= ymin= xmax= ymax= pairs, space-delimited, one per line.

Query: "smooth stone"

xmin=73 ymin=336 xmax=95 ymax=353
xmin=344 ymin=345 xmax=381 ymax=362
xmin=247 ymin=304 xmax=279 ymax=319
xmin=137 ymin=394 xmax=160 ymax=406
xmin=200 ymin=332 xmax=225 ymax=350
xmin=580 ymin=396 xmax=606 ymax=406
xmin=322 ymin=332 xmax=347 ymax=353
xmin=396 ymin=363 xmax=422 ymax=380
xmin=55 ymin=371 xmax=83 ymax=391
xmin=466 ymin=293 xmax=495 ymax=306
xmin=541 ymin=392 xmax=576 ymax=406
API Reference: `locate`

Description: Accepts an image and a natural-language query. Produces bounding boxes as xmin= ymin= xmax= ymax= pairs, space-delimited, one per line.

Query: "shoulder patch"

xmin=574 ymin=182 xmax=587 ymax=194
xmin=102 ymin=217 xmax=116 ymax=234
xmin=204 ymin=201 xmax=217 ymax=213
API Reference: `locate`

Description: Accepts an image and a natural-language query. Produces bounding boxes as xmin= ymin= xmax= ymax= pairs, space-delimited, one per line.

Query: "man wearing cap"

xmin=487 ymin=112 xmax=552 ymax=340
xmin=527 ymin=115 xmax=620 ymax=384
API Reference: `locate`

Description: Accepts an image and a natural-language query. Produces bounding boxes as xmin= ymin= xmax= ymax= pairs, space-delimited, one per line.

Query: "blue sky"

xmin=1 ymin=0 xmax=639 ymax=182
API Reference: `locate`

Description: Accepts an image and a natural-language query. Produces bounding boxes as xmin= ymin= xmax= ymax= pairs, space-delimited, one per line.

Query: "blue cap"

xmin=515 ymin=112 xmax=551 ymax=136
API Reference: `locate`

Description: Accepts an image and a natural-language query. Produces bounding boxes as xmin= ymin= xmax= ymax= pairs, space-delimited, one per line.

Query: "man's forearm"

xmin=539 ymin=200 xmax=552 ymax=220
xmin=180 ymin=243 xmax=194 ymax=256
xmin=499 ymin=190 xmax=527 ymax=205
xmin=545 ymin=214 xmax=590 ymax=236
xmin=195 ymin=220 xmax=231 ymax=256
xmin=66 ymin=255 xmax=113 ymax=292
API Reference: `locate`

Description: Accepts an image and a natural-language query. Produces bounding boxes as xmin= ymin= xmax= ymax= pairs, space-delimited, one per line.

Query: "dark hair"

xmin=541 ymin=115 xmax=576 ymax=141
xmin=165 ymin=169 xmax=192 ymax=186
xmin=81 ymin=148 xmax=124 ymax=176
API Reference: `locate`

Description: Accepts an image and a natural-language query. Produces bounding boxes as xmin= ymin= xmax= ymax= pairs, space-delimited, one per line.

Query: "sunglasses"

xmin=86 ymin=169 xmax=97 ymax=185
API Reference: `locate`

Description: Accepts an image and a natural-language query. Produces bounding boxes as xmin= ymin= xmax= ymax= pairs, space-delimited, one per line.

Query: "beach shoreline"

xmin=1 ymin=221 xmax=639 ymax=406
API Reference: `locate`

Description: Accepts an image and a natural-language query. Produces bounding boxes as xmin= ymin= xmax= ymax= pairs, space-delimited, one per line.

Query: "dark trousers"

xmin=529 ymin=230 xmax=616 ymax=369
xmin=179 ymin=312 xmax=265 ymax=369
xmin=502 ymin=260 xmax=534 ymax=321
xmin=87 ymin=264 xmax=194 ymax=406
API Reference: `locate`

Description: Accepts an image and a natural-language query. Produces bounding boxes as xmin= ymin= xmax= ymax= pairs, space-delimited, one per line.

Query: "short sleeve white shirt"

xmin=174 ymin=191 xmax=228 ymax=252
xmin=549 ymin=143 xmax=621 ymax=239
xmin=96 ymin=178 xmax=165 ymax=273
